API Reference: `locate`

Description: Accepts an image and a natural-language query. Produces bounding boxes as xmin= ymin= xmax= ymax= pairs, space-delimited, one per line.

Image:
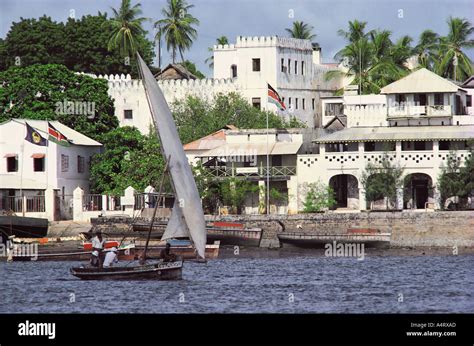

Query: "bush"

xmin=301 ymin=181 xmax=336 ymax=213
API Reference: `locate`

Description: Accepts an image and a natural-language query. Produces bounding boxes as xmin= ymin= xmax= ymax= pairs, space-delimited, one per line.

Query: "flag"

xmin=267 ymin=83 xmax=286 ymax=111
xmin=25 ymin=122 xmax=48 ymax=146
xmin=48 ymin=122 xmax=70 ymax=147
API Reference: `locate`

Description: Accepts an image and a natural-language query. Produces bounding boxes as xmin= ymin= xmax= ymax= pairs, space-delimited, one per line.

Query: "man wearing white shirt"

xmin=103 ymin=247 xmax=119 ymax=267
xmin=90 ymin=231 xmax=105 ymax=267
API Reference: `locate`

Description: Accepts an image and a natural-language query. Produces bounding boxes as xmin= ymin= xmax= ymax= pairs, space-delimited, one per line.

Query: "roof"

xmin=196 ymin=141 xmax=302 ymax=157
xmin=183 ymin=129 xmax=227 ymax=151
xmin=314 ymin=125 xmax=474 ymax=143
xmin=5 ymin=119 xmax=102 ymax=146
xmin=154 ymin=63 xmax=198 ymax=80
xmin=323 ymin=115 xmax=347 ymax=130
xmin=380 ymin=68 xmax=460 ymax=94
xmin=461 ymin=75 xmax=474 ymax=88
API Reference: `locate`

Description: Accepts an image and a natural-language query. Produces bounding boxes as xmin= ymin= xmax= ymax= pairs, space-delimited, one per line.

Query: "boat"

xmin=0 ymin=215 xmax=48 ymax=239
xmin=277 ymin=228 xmax=391 ymax=248
xmin=134 ymin=240 xmax=220 ymax=260
xmin=70 ymin=53 xmax=207 ymax=280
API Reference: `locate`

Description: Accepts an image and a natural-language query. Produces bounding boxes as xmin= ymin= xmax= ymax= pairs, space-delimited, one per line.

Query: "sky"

xmin=1 ymin=0 xmax=473 ymax=77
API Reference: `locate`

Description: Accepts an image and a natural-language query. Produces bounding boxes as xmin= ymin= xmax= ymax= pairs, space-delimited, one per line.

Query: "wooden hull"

xmin=134 ymin=241 xmax=220 ymax=260
xmin=0 ymin=216 xmax=48 ymax=239
xmin=5 ymin=248 xmax=135 ymax=262
xmin=70 ymin=260 xmax=183 ymax=280
xmin=278 ymin=232 xmax=391 ymax=249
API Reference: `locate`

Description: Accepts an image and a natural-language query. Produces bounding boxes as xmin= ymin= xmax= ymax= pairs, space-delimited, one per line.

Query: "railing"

xmin=201 ymin=165 xmax=297 ymax=179
xmin=134 ymin=193 xmax=172 ymax=210
xmin=83 ymin=194 xmax=103 ymax=211
xmin=0 ymin=196 xmax=23 ymax=213
xmin=26 ymin=195 xmax=45 ymax=212
xmin=388 ymin=105 xmax=452 ymax=117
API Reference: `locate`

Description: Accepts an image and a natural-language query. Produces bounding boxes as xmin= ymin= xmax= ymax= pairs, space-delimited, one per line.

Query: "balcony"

xmin=201 ymin=165 xmax=297 ymax=180
xmin=388 ymin=105 xmax=452 ymax=118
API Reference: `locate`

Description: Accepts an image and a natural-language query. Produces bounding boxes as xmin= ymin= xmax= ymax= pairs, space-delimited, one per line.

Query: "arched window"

xmin=231 ymin=64 xmax=237 ymax=78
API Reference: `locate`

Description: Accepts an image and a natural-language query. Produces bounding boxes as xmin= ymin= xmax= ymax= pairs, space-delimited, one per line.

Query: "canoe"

xmin=134 ymin=240 xmax=220 ymax=260
xmin=70 ymin=260 xmax=183 ymax=280
xmin=277 ymin=232 xmax=391 ymax=248
xmin=0 ymin=215 xmax=48 ymax=239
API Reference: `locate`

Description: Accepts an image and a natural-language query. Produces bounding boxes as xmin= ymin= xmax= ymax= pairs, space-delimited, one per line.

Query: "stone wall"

xmin=209 ymin=211 xmax=474 ymax=248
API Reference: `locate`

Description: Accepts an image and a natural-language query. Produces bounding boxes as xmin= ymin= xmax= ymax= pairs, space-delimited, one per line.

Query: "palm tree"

xmin=436 ymin=17 xmax=474 ymax=81
xmin=107 ymin=0 xmax=147 ymax=57
xmin=205 ymin=36 xmax=229 ymax=68
xmin=414 ymin=30 xmax=440 ymax=70
xmin=155 ymin=0 xmax=200 ymax=64
xmin=285 ymin=21 xmax=316 ymax=40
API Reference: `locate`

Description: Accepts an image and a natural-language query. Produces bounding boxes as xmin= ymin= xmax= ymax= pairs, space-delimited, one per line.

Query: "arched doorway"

xmin=403 ymin=173 xmax=434 ymax=209
xmin=329 ymin=174 xmax=359 ymax=209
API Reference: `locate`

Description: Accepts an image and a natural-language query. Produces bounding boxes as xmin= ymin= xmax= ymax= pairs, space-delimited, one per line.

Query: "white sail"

xmin=162 ymin=200 xmax=189 ymax=239
xmin=137 ymin=54 xmax=207 ymax=258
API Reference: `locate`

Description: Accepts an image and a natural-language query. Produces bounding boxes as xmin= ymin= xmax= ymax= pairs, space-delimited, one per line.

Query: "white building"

xmin=0 ymin=119 xmax=102 ymax=220
xmin=96 ymin=36 xmax=345 ymax=134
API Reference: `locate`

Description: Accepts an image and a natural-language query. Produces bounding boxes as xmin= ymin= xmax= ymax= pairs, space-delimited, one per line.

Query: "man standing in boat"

xmin=90 ymin=230 xmax=106 ymax=267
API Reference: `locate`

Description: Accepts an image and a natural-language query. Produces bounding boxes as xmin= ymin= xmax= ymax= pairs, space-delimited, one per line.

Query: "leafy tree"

xmin=219 ymin=178 xmax=259 ymax=214
xmin=171 ymin=92 xmax=305 ymax=144
xmin=205 ymin=36 xmax=229 ymax=68
xmin=327 ymin=21 xmax=412 ymax=94
xmin=301 ymin=180 xmax=336 ymax=212
xmin=414 ymin=30 xmax=440 ymax=70
xmin=155 ymin=0 xmax=199 ymax=63
xmin=437 ymin=152 xmax=464 ymax=209
xmin=90 ymin=126 xmax=166 ymax=195
xmin=360 ymin=153 xmax=404 ymax=209
xmin=0 ymin=64 xmax=117 ymax=140
xmin=107 ymin=0 xmax=147 ymax=57
xmin=436 ymin=17 xmax=474 ymax=82
xmin=1 ymin=14 xmax=155 ymax=77
xmin=180 ymin=60 xmax=205 ymax=78
xmin=2 ymin=16 xmax=65 ymax=69
xmin=285 ymin=21 xmax=316 ymax=40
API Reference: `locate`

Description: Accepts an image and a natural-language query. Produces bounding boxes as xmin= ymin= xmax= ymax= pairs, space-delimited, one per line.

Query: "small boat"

xmin=71 ymin=54 xmax=207 ymax=280
xmin=0 ymin=215 xmax=48 ymax=239
xmin=70 ymin=260 xmax=183 ymax=280
xmin=135 ymin=240 xmax=220 ymax=260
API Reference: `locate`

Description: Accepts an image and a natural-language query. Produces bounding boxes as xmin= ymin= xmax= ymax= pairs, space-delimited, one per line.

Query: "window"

xmin=33 ymin=156 xmax=45 ymax=172
xmin=288 ymin=59 xmax=291 ymax=74
xmin=61 ymin=154 xmax=69 ymax=172
xmin=294 ymin=60 xmax=298 ymax=74
xmin=434 ymin=93 xmax=444 ymax=106
xmin=252 ymin=97 xmax=261 ymax=109
xmin=6 ymin=156 xmax=18 ymax=172
xmin=281 ymin=58 xmax=285 ymax=72
xmin=312 ymin=98 xmax=315 ymax=110
xmin=302 ymin=99 xmax=305 ymax=110
xmin=395 ymin=94 xmax=406 ymax=108
xmin=252 ymin=58 xmax=260 ymax=72
xmin=124 ymin=109 xmax=133 ymax=119
xmin=301 ymin=61 xmax=305 ymax=76
xmin=77 ymin=156 xmax=85 ymax=173
xmin=467 ymin=95 xmax=472 ymax=107
xmin=295 ymin=98 xmax=298 ymax=110
xmin=364 ymin=142 xmax=376 ymax=152
xmin=288 ymin=97 xmax=292 ymax=106
xmin=231 ymin=65 xmax=237 ymax=78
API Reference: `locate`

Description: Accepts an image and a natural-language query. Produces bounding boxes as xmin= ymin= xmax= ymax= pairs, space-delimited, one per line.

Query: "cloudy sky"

xmin=1 ymin=0 xmax=473 ymax=76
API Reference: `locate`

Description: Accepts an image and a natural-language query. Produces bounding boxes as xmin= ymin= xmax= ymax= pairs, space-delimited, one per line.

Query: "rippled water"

xmin=1 ymin=254 xmax=473 ymax=313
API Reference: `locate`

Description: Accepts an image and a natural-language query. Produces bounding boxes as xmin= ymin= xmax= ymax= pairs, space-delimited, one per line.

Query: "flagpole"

xmin=20 ymin=138 xmax=25 ymax=217
xmin=266 ymin=106 xmax=270 ymax=216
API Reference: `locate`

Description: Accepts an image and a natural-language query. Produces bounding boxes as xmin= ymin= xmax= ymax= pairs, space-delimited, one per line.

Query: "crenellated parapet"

xmin=213 ymin=36 xmax=313 ymax=51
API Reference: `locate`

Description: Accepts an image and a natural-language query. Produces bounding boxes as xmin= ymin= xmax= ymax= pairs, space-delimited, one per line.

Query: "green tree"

xmin=414 ymin=30 xmax=440 ymax=70
xmin=327 ymin=21 xmax=412 ymax=94
xmin=171 ymin=92 xmax=305 ymax=144
xmin=107 ymin=0 xmax=148 ymax=58
xmin=0 ymin=64 xmax=117 ymax=140
xmin=180 ymin=60 xmax=205 ymax=78
xmin=205 ymin=36 xmax=229 ymax=68
xmin=2 ymin=16 xmax=65 ymax=69
xmin=219 ymin=178 xmax=259 ymax=214
xmin=285 ymin=21 xmax=316 ymax=40
xmin=155 ymin=0 xmax=199 ymax=63
xmin=437 ymin=152 xmax=463 ymax=209
xmin=361 ymin=153 xmax=404 ymax=209
xmin=301 ymin=180 xmax=336 ymax=212
xmin=90 ymin=126 xmax=166 ymax=194
xmin=436 ymin=17 xmax=474 ymax=82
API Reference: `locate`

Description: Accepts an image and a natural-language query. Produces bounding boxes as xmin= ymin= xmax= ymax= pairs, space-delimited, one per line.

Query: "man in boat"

xmin=90 ymin=231 xmax=106 ymax=267
xmin=103 ymin=247 xmax=119 ymax=267
xmin=160 ymin=243 xmax=176 ymax=262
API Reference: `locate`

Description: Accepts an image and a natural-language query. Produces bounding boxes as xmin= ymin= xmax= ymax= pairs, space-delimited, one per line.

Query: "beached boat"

xmin=277 ymin=228 xmax=391 ymax=248
xmin=71 ymin=53 xmax=207 ymax=280
xmin=0 ymin=215 xmax=48 ymax=239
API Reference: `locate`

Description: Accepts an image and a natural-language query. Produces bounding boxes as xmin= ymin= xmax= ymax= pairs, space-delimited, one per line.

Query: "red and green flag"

xmin=48 ymin=122 xmax=71 ymax=147
xmin=268 ymin=83 xmax=286 ymax=111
